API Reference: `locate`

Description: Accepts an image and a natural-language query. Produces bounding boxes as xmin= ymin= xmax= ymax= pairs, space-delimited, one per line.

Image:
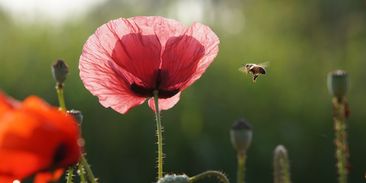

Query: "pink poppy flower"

xmin=79 ymin=16 xmax=219 ymax=114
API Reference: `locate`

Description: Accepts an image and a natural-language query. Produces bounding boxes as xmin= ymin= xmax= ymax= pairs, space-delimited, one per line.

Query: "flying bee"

xmin=239 ymin=62 xmax=269 ymax=82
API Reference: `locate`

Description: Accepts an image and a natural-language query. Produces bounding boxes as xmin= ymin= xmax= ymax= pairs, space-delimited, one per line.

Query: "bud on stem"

xmin=327 ymin=70 xmax=348 ymax=101
xmin=230 ymin=119 xmax=252 ymax=183
xmin=52 ymin=59 xmax=69 ymax=89
xmin=328 ymin=70 xmax=350 ymax=183
xmin=157 ymin=174 xmax=189 ymax=183
xmin=230 ymin=119 xmax=252 ymax=154
xmin=273 ymin=145 xmax=292 ymax=183
xmin=52 ymin=59 xmax=69 ymax=111
xmin=67 ymin=110 xmax=83 ymax=124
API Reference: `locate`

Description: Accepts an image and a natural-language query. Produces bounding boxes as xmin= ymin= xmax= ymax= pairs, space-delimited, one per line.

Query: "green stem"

xmin=55 ymin=83 xmax=97 ymax=183
xmin=78 ymin=162 xmax=87 ymax=183
xmin=189 ymin=171 xmax=230 ymax=183
xmin=80 ymin=155 xmax=98 ymax=183
xmin=333 ymin=97 xmax=349 ymax=183
xmin=55 ymin=84 xmax=74 ymax=183
xmin=56 ymin=84 xmax=66 ymax=112
xmin=153 ymin=90 xmax=164 ymax=180
xmin=237 ymin=152 xmax=246 ymax=183
xmin=66 ymin=167 xmax=74 ymax=183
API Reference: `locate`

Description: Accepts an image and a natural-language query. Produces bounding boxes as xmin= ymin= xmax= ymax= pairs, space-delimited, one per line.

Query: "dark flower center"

xmin=53 ymin=143 xmax=68 ymax=165
xmin=130 ymin=83 xmax=179 ymax=98
xmin=130 ymin=69 xmax=179 ymax=98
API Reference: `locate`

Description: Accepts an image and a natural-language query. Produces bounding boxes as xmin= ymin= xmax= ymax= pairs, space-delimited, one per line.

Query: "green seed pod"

xmin=230 ymin=119 xmax=252 ymax=153
xmin=157 ymin=174 xmax=189 ymax=183
xmin=52 ymin=59 xmax=69 ymax=84
xmin=327 ymin=70 xmax=348 ymax=99
xmin=67 ymin=109 xmax=83 ymax=124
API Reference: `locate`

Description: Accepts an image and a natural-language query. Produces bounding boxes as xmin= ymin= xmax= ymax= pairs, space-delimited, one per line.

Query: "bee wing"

xmin=258 ymin=61 xmax=270 ymax=68
xmin=238 ymin=65 xmax=248 ymax=74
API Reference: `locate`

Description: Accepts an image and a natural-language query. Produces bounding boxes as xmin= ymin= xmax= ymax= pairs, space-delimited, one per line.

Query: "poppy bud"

xmin=67 ymin=109 xmax=83 ymax=124
xmin=230 ymin=119 xmax=252 ymax=153
xmin=52 ymin=59 xmax=69 ymax=85
xmin=273 ymin=145 xmax=292 ymax=183
xmin=157 ymin=174 xmax=189 ymax=183
xmin=327 ymin=70 xmax=348 ymax=99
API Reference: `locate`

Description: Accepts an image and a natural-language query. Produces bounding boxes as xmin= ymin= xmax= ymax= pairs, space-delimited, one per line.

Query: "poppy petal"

xmin=0 ymin=150 xmax=42 ymax=180
xmin=181 ymin=22 xmax=220 ymax=90
xmin=0 ymin=92 xmax=18 ymax=115
xmin=34 ymin=169 xmax=64 ymax=183
xmin=80 ymin=43 xmax=146 ymax=114
xmin=82 ymin=18 xmax=162 ymax=87
xmin=131 ymin=16 xmax=187 ymax=48
xmin=160 ymin=22 xmax=219 ymax=91
xmin=0 ymin=111 xmax=66 ymax=178
xmin=0 ymin=95 xmax=81 ymax=181
xmin=80 ymin=18 xmax=163 ymax=113
xmin=0 ymin=176 xmax=15 ymax=183
xmin=160 ymin=35 xmax=205 ymax=90
xmin=148 ymin=92 xmax=181 ymax=111
xmin=109 ymin=23 xmax=162 ymax=87
xmin=21 ymin=97 xmax=81 ymax=167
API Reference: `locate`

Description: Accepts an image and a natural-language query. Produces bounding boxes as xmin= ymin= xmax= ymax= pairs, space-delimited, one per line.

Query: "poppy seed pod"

xmin=327 ymin=70 xmax=348 ymax=99
xmin=230 ymin=119 xmax=252 ymax=153
xmin=52 ymin=59 xmax=69 ymax=84
xmin=157 ymin=174 xmax=189 ymax=183
xmin=67 ymin=110 xmax=83 ymax=124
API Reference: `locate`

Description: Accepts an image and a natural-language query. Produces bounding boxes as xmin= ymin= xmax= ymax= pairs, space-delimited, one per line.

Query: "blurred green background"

xmin=1 ymin=0 xmax=366 ymax=182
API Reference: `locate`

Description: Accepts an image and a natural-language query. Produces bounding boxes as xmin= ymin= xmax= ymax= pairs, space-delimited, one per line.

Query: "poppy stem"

xmin=189 ymin=171 xmax=229 ymax=183
xmin=78 ymin=162 xmax=87 ymax=183
xmin=153 ymin=90 xmax=164 ymax=180
xmin=333 ymin=97 xmax=349 ymax=183
xmin=55 ymin=84 xmax=75 ymax=183
xmin=56 ymin=84 xmax=67 ymax=112
xmin=66 ymin=167 xmax=74 ymax=183
xmin=80 ymin=155 xmax=98 ymax=183
xmin=237 ymin=152 xmax=246 ymax=183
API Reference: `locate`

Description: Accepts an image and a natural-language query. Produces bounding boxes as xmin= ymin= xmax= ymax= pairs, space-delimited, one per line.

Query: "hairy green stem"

xmin=333 ymin=97 xmax=349 ymax=183
xmin=189 ymin=171 xmax=230 ymax=183
xmin=80 ymin=155 xmax=98 ymax=183
xmin=237 ymin=152 xmax=246 ymax=183
xmin=78 ymin=162 xmax=86 ymax=183
xmin=154 ymin=90 xmax=164 ymax=180
xmin=66 ymin=167 xmax=74 ymax=183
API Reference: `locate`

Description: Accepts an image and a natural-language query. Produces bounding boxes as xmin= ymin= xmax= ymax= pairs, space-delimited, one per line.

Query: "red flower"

xmin=79 ymin=16 xmax=219 ymax=114
xmin=0 ymin=92 xmax=81 ymax=183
